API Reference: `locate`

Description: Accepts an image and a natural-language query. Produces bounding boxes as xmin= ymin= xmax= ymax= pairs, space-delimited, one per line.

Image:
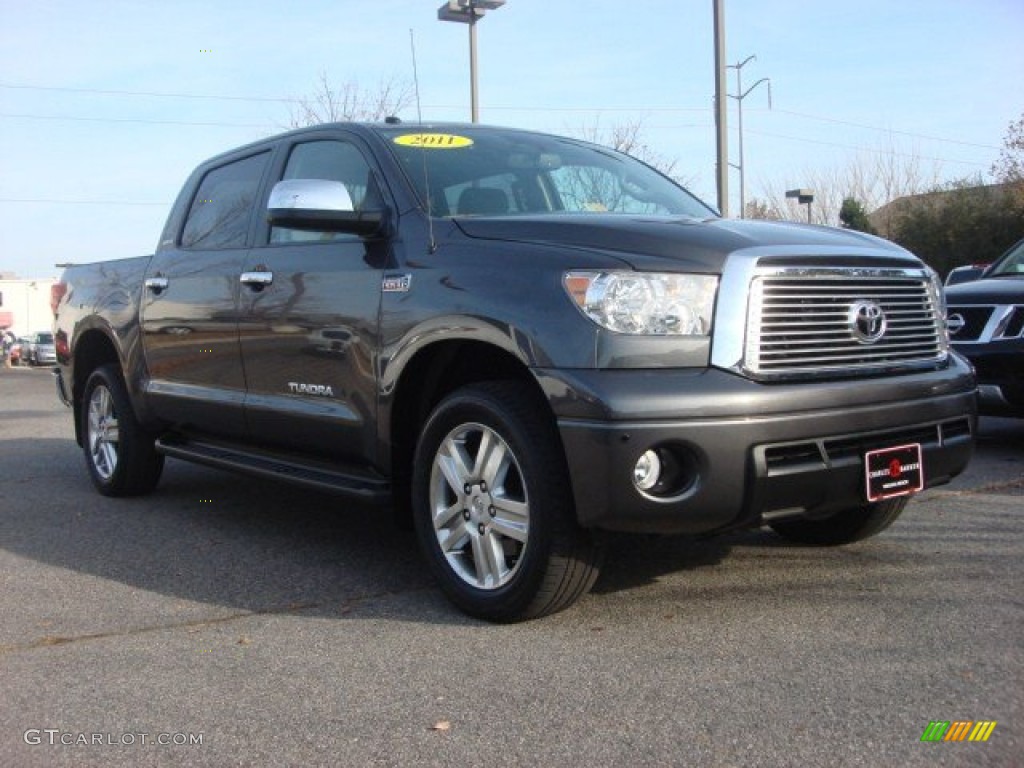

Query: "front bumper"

xmin=540 ymin=355 xmax=977 ymax=534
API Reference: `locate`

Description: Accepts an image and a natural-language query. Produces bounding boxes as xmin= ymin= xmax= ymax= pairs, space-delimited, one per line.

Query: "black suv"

xmin=946 ymin=237 xmax=1024 ymax=416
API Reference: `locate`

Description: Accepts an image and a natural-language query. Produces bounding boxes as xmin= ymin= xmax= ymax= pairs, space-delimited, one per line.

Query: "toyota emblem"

xmin=849 ymin=300 xmax=887 ymax=344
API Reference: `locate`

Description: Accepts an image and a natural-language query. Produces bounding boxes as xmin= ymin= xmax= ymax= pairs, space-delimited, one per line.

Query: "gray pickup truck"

xmin=53 ymin=122 xmax=977 ymax=621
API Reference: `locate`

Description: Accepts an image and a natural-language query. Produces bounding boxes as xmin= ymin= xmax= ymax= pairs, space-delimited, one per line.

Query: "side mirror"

xmin=267 ymin=179 xmax=385 ymax=236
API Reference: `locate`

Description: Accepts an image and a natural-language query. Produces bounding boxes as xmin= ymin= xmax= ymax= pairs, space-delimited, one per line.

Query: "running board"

xmin=155 ymin=436 xmax=391 ymax=503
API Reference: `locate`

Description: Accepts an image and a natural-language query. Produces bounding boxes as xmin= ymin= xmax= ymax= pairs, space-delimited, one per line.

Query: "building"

xmin=868 ymin=182 xmax=1018 ymax=240
xmin=0 ymin=277 xmax=59 ymax=336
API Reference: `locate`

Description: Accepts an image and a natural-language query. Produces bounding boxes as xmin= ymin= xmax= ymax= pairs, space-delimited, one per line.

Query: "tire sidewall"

xmin=412 ymin=386 xmax=559 ymax=620
xmin=80 ymin=364 xmax=162 ymax=497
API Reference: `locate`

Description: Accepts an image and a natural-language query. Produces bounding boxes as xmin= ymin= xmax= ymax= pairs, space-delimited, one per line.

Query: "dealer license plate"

xmin=865 ymin=443 xmax=924 ymax=502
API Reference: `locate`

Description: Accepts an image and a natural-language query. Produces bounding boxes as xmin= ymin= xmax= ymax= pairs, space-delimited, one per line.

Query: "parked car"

xmin=23 ymin=331 xmax=57 ymax=366
xmin=946 ymin=237 xmax=1024 ymax=417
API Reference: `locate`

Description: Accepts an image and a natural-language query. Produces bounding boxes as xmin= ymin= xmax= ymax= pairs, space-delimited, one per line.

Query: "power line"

xmin=1 ymin=81 xmax=998 ymax=150
xmin=0 ymin=198 xmax=167 ymax=205
xmin=0 ymin=109 xmax=994 ymax=167
xmin=0 ymin=82 xmax=297 ymax=104
xmin=0 ymin=112 xmax=990 ymax=171
xmin=769 ymin=108 xmax=1001 ymax=150
xmin=745 ymin=128 xmax=990 ymax=167
xmin=0 ymin=112 xmax=270 ymax=129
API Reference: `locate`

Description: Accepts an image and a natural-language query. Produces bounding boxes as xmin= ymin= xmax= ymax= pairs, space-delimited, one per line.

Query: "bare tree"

xmin=287 ymin=71 xmax=414 ymax=128
xmin=570 ymin=116 xmax=694 ymax=186
xmin=756 ymin=138 xmax=945 ymax=229
xmin=744 ymin=198 xmax=782 ymax=220
xmin=991 ymin=112 xmax=1024 ymax=184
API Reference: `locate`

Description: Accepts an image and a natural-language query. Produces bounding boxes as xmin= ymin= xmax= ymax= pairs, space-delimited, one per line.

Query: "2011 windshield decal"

xmin=393 ymin=133 xmax=473 ymax=149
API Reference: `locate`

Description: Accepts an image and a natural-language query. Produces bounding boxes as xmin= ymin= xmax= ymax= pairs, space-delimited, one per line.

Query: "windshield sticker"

xmin=394 ymin=133 xmax=474 ymax=149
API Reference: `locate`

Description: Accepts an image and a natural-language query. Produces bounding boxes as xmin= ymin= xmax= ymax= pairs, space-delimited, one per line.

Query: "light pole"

xmin=727 ymin=55 xmax=770 ymax=218
xmin=437 ymin=0 xmax=505 ymax=123
xmin=786 ymin=188 xmax=815 ymax=224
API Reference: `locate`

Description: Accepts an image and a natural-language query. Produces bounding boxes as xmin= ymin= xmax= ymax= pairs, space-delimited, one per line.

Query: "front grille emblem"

xmin=946 ymin=313 xmax=966 ymax=336
xmin=849 ymin=300 xmax=887 ymax=344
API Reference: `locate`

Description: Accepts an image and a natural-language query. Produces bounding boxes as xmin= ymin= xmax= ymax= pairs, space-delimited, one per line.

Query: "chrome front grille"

xmin=744 ymin=269 xmax=948 ymax=378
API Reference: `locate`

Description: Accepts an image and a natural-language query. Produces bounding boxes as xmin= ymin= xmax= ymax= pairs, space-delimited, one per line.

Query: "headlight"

xmin=563 ymin=271 xmax=718 ymax=335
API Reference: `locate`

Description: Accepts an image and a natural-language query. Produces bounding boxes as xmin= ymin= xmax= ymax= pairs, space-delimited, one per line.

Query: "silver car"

xmin=23 ymin=331 xmax=57 ymax=366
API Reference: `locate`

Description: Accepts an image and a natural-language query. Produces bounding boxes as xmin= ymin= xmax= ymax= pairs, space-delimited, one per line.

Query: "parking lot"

xmin=1 ymin=363 xmax=1020 ymax=767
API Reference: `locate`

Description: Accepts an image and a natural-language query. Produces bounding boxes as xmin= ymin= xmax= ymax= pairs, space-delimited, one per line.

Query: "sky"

xmin=1 ymin=0 xmax=1022 ymax=278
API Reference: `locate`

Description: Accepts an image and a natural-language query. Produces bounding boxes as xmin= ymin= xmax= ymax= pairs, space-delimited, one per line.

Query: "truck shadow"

xmin=592 ymin=528 xmax=777 ymax=595
xmin=19 ymin=434 xmax=987 ymax=626
xmin=0 ymin=438 xmax=779 ymax=625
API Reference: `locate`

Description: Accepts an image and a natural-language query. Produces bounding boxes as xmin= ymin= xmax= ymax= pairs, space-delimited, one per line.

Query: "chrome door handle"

xmin=240 ymin=271 xmax=273 ymax=287
xmin=144 ymin=276 xmax=169 ymax=292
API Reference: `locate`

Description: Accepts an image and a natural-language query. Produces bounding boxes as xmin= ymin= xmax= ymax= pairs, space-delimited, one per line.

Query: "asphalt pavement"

xmin=1 ymin=364 xmax=1021 ymax=767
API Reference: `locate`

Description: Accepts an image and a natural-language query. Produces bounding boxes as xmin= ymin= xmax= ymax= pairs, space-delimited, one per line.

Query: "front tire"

xmin=81 ymin=364 xmax=164 ymax=496
xmin=769 ymin=497 xmax=909 ymax=546
xmin=412 ymin=382 xmax=603 ymax=622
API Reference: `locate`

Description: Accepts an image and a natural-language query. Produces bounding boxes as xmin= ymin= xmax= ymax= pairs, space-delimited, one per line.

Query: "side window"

xmin=181 ymin=152 xmax=270 ymax=249
xmin=270 ymin=140 xmax=377 ymax=244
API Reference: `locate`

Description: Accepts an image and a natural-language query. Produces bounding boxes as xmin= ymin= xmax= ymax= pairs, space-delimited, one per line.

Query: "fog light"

xmin=633 ymin=449 xmax=662 ymax=492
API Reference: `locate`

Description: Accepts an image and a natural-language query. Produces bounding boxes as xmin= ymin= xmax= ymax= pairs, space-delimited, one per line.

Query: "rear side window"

xmin=181 ymin=152 xmax=270 ymax=249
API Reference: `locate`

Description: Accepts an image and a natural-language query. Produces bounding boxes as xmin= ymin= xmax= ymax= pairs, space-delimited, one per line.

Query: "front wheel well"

xmin=389 ymin=341 xmax=554 ymax=521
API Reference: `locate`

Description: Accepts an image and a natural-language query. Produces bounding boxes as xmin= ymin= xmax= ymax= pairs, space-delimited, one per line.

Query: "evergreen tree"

xmin=839 ymin=197 xmax=875 ymax=233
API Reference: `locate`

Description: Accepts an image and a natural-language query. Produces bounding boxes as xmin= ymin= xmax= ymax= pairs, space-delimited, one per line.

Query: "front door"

xmin=239 ymin=137 xmax=387 ymax=465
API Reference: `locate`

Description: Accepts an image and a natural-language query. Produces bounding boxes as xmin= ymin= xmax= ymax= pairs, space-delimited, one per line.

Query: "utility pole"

xmin=713 ymin=0 xmax=729 ymax=217
xmin=727 ymin=55 xmax=770 ymax=218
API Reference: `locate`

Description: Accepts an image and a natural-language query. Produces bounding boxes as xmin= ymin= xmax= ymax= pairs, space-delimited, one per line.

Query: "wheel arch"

xmin=388 ymin=339 xmax=558 ymax=522
xmin=69 ymin=329 xmax=122 ymax=446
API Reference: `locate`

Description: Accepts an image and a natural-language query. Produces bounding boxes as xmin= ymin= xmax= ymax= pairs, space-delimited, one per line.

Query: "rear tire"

xmin=769 ymin=497 xmax=909 ymax=546
xmin=412 ymin=382 xmax=604 ymax=622
xmin=81 ymin=364 xmax=164 ymax=496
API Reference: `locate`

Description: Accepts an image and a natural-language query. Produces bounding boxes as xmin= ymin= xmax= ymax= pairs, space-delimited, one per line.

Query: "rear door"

xmin=238 ymin=135 xmax=388 ymax=464
xmin=141 ymin=149 xmax=271 ymax=439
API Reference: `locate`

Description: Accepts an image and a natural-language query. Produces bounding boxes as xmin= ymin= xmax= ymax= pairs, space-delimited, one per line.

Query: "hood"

xmin=452 ymin=214 xmax=915 ymax=271
xmin=946 ymin=275 xmax=1024 ymax=304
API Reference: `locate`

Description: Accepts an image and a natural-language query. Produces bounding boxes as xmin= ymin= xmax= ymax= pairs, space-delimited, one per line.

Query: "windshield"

xmin=36 ymin=332 xmax=54 ymax=343
xmin=988 ymin=238 xmax=1024 ymax=277
xmin=375 ymin=126 xmax=715 ymax=219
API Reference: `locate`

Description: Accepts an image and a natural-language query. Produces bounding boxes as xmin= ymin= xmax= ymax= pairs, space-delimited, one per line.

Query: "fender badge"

xmin=383 ymin=274 xmax=412 ymax=293
xmin=288 ymin=382 xmax=334 ymax=397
